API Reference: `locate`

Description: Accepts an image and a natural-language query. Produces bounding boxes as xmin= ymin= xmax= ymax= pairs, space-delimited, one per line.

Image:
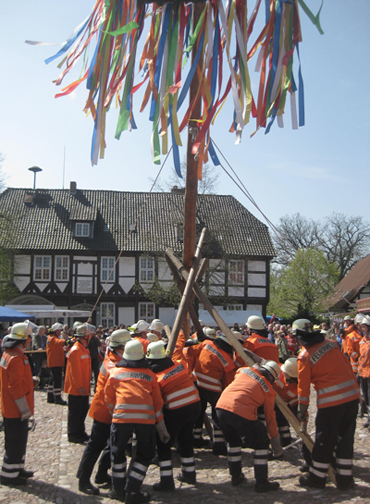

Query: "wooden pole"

xmin=165 ymin=248 xmax=337 ymax=484
xmin=167 ymin=228 xmax=208 ymax=357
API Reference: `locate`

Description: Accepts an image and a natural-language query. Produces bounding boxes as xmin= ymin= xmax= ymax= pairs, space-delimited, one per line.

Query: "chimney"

xmin=70 ymin=181 xmax=77 ymax=195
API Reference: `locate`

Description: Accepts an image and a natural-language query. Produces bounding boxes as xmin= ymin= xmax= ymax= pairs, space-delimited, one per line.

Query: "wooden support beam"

xmin=164 ymin=248 xmax=337 ymax=484
xmin=167 ymin=228 xmax=208 ymax=357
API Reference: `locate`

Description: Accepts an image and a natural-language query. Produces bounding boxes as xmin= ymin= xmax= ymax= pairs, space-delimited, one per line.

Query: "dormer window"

xmin=75 ymin=222 xmax=90 ymax=237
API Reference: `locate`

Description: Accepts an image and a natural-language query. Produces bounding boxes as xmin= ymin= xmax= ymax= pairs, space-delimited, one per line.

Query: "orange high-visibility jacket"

xmin=346 ymin=328 xmax=363 ymax=373
xmin=358 ymin=336 xmax=370 ymax=379
xmin=297 ymin=339 xmax=360 ymax=409
xmin=155 ymin=361 xmax=200 ymax=410
xmin=89 ymin=349 xmax=122 ymax=424
xmin=133 ymin=336 xmax=150 ymax=353
xmin=104 ymin=364 xmax=164 ymax=424
xmin=341 ymin=324 xmax=355 ymax=355
xmin=64 ymin=340 xmax=91 ymax=395
xmin=171 ymin=330 xmax=187 ymax=365
xmin=243 ymin=333 xmax=279 ymax=363
xmin=216 ymin=366 xmax=278 ymax=439
xmin=188 ymin=340 xmax=236 ymax=393
xmin=46 ymin=334 xmax=66 ymax=368
xmin=273 ymin=369 xmax=298 ymax=407
xmin=0 ymin=346 xmax=34 ymax=418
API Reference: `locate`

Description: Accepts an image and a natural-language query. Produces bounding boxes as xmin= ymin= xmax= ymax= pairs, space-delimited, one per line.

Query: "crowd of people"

xmin=0 ymin=311 xmax=369 ymax=503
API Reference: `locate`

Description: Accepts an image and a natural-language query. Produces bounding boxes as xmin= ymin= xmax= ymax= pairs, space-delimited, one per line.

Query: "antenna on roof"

xmin=28 ymin=166 xmax=42 ymax=190
xmin=63 ymin=146 xmax=66 ymax=189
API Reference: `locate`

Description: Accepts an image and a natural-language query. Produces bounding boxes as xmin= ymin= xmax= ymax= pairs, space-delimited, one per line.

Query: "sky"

xmin=1 ymin=0 xmax=370 ymax=231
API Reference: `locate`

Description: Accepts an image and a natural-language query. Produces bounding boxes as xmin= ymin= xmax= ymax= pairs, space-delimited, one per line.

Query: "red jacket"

xmin=46 ymin=334 xmax=66 ymax=368
xmin=187 ymin=340 xmax=236 ymax=393
xmin=297 ymin=339 xmax=360 ymax=409
xmin=105 ymin=363 xmax=164 ymax=424
xmin=64 ymin=340 xmax=91 ymax=395
xmin=0 ymin=346 xmax=34 ymax=418
xmin=216 ymin=366 xmax=278 ymax=439
xmin=89 ymin=348 xmax=122 ymax=424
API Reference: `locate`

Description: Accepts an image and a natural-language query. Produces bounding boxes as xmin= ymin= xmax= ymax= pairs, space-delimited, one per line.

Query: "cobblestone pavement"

xmin=1 ymin=387 xmax=370 ymax=504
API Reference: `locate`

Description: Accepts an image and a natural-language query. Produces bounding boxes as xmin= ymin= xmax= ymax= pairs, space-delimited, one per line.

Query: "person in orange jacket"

xmin=294 ymin=318 xmax=360 ymax=490
xmin=187 ymin=332 xmax=236 ymax=454
xmin=358 ymin=315 xmax=370 ymax=428
xmin=346 ymin=314 xmax=365 ymax=376
xmin=341 ymin=315 xmax=355 ymax=360
xmin=215 ymin=361 xmax=282 ymax=493
xmin=46 ymin=322 xmax=68 ymax=405
xmin=76 ymin=329 xmax=132 ymax=496
xmin=128 ymin=320 xmax=150 ymax=353
xmin=104 ymin=339 xmax=169 ymax=504
xmin=243 ymin=315 xmax=279 ymax=363
xmin=64 ymin=323 xmax=94 ymax=444
xmin=0 ymin=321 xmax=36 ymax=486
xmin=147 ymin=341 xmax=201 ymax=490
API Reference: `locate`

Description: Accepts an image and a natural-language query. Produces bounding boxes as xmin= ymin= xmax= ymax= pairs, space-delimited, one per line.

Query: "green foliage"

xmin=267 ymin=248 xmax=340 ymax=320
xmin=135 ymin=278 xmax=181 ymax=308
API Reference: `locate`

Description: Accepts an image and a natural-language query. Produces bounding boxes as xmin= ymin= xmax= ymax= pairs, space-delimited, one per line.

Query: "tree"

xmin=267 ymin=248 xmax=340 ymax=320
xmin=273 ymin=213 xmax=370 ymax=280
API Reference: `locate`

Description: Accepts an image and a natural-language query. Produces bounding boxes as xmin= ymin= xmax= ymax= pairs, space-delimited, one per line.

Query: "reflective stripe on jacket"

xmin=297 ymin=339 xmax=360 ymax=409
xmin=0 ymin=346 xmax=34 ymax=418
xmin=346 ymin=329 xmax=362 ymax=373
xmin=89 ymin=349 xmax=122 ymax=424
xmin=156 ymin=362 xmax=200 ymax=410
xmin=104 ymin=366 xmax=164 ymax=424
xmin=243 ymin=333 xmax=279 ymax=363
xmin=216 ymin=366 xmax=278 ymax=439
xmin=64 ymin=341 xmax=91 ymax=395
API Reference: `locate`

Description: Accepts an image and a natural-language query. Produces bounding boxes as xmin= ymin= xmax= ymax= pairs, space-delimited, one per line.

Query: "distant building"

xmin=0 ymin=183 xmax=275 ymax=327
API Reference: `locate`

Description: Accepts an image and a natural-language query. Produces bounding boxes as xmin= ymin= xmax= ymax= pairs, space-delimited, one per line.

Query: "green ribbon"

xmin=298 ymin=0 xmax=324 ymax=35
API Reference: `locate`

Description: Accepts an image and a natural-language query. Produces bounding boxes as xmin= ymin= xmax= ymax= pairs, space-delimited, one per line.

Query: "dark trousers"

xmin=311 ymin=399 xmax=358 ymax=487
xmin=194 ymin=388 xmax=224 ymax=446
xmin=50 ymin=366 xmax=63 ymax=398
xmin=1 ymin=417 xmax=29 ymax=479
xmin=216 ymin=408 xmax=270 ymax=481
xmin=77 ymin=420 xmax=111 ymax=483
xmin=360 ymin=376 xmax=370 ymax=416
xmin=110 ymin=423 xmax=155 ymax=497
xmin=68 ymin=395 xmax=89 ymax=438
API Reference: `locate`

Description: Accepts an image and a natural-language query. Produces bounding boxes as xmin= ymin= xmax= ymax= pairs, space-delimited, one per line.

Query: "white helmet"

xmin=260 ymin=360 xmax=280 ymax=381
xmin=343 ymin=315 xmax=352 ymax=321
xmin=76 ymin=323 xmax=96 ymax=337
xmin=51 ymin=322 xmax=63 ymax=332
xmin=146 ymin=341 xmax=166 ymax=359
xmin=147 ymin=332 xmax=159 ymax=342
xmin=292 ymin=319 xmax=313 ymax=334
xmin=247 ymin=315 xmax=264 ymax=331
xmin=149 ymin=319 xmax=163 ymax=332
xmin=73 ymin=321 xmax=83 ymax=330
xmin=123 ymin=339 xmax=144 ymax=361
xmin=281 ymin=358 xmax=298 ymax=378
xmin=109 ymin=329 xmax=131 ymax=349
xmin=199 ymin=320 xmax=205 ymax=326
xmin=232 ymin=331 xmax=243 ymax=342
xmin=10 ymin=321 xmax=34 ymax=340
xmin=217 ymin=333 xmax=231 ymax=345
xmin=129 ymin=320 xmax=149 ymax=333
xmin=361 ymin=315 xmax=370 ymax=326
xmin=204 ymin=327 xmax=216 ymax=339
xmin=354 ymin=314 xmax=365 ymax=325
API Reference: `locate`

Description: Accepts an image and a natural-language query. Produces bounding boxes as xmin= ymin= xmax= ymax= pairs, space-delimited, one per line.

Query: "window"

xmin=75 ymin=222 xmax=90 ymax=237
xmin=101 ymin=303 xmax=115 ymax=327
xmin=34 ymin=256 xmax=51 ymax=281
xmin=139 ymin=256 xmax=154 ymax=282
xmin=226 ymin=304 xmax=243 ymax=311
xmin=139 ymin=302 xmax=155 ymax=323
xmin=101 ymin=257 xmax=115 ymax=282
xmin=229 ymin=260 xmax=244 ymax=285
xmin=55 ymin=256 xmax=69 ymax=281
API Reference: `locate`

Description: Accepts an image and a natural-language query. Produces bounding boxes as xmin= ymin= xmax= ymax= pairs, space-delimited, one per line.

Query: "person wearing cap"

xmin=294 ymin=319 xmax=360 ymax=490
xmin=104 ymin=339 xmax=168 ymax=504
xmin=243 ymin=316 xmax=279 ymax=363
xmin=215 ymin=360 xmax=282 ymax=493
xmin=347 ymin=313 xmax=365 ymax=377
xmin=0 ymin=321 xmax=36 ymax=486
xmin=46 ymin=322 xmax=68 ymax=405
xmin=64 ymin=323 xmax=95 ymax=444
xmin=187 ymin=332 xmax=236 ymax=454
xmin=358 ymin=315 xmax=370 ymax=428
xmin=77 ymin=329 xmax=132 ymax=496
xmin=146 ymin=341 xmax=201 ymax=490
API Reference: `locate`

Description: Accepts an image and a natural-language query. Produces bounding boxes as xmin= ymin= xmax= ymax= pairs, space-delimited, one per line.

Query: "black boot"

xmin=255 ymin=479 xmax=280 ymax=492
xmin=125 ymin=491 xmax=151 ymax=504
xmin=231 ymin=473 xmax=245 ymax=486
xmin=153 ymin=480 xmax=175 ymax=491
xmin=108 ymin=488 xmax=126 ymax=501
xmin=19 ymin=469 xmax=34 ymax=478
xmin=78 ymin=480 xmax=100 ymax=495
xmin=94 ymin=467 xmax=111 ymax=485
xmin=55 ymin=397 xmax=67 ymax=406
xmin=299 ymin=474 xmax=326 ymax=489
xmin=177 ymin=472 xmax=196 ymax=485
xmin=0 ymin=475 xmax=27 ymax=486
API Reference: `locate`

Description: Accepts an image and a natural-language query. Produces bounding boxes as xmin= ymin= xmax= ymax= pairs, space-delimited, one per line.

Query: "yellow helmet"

xmin=10 ymin=321 xmax=34 ymax=340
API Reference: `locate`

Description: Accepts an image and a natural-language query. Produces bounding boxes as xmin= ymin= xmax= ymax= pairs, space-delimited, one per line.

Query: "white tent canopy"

xmin=5 ymin=305 xmax=91 ymax=319
xmin=173 ymin=309 xmax=265 ymax=329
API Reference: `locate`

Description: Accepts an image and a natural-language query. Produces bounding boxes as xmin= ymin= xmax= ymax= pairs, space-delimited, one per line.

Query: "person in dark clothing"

xmin=88 ymin=333 xmax=102 ymax=391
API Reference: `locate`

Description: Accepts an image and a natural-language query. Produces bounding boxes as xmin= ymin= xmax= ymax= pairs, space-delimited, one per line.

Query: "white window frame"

xmin=101 ymin=302 xmax=115 ymax=327
xmin=75 ymin=222 xmax=90 ymax=237
xmin=139 ymin=256 xmax=155 ymax=283
xmin=226 ymin=304 xmax=243 ymax=311
xmin=228 ymin=260 xmax=245 ymax=286
xmin=34 ymin=255 xmax=51 ymax=281
xmin=138 ymin=302 xmax=155 ymax=323
xmin=55 ymin=256 xmax=69 ymax=281
xmin=101 ymin=257 xmax=115 ymax=282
